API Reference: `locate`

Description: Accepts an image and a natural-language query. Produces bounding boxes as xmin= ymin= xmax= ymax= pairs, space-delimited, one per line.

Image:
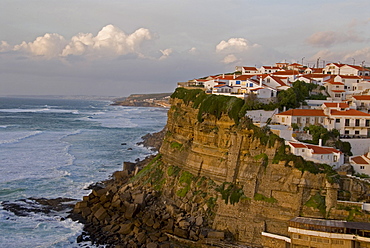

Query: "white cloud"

xmin=222 ymin=54 xmax=239 ymax=64
xmin=13 ymin=33 xmax=67 ymax=58
xmin=159 ymin=48 xmax=173 ymax=60
xmin=62 ymin=25 xmax=153 ymax=58
xmin=5 ymin=25 xmax=154 ymax=59
xmin=0 ymin=41 xmax=11 ymax=52
xmin=216 ymin=38 xmax=259 ymax=52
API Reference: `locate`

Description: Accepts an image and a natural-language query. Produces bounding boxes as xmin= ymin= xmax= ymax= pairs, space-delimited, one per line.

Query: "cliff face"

xmin=160 ymin=91 xmax=370 ymax=246
xmin=160 ymin=97 xmax=327 ymax=245
xmin=73 ymin=88 xmax=370 ymax=248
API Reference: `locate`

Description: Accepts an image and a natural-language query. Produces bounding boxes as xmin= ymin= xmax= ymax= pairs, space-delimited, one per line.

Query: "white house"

xmin=274 ymin=109 xmax=326 ymax=128
xmin=350 ymin=149 xmax=370 ymax=176
xmin=259 ymin=66 xmax=281 ymax=74
xmin=212 ymin=84 xmax=232 ymax=94
xmin=325 ymin=109 xmax=370 ymax=138
xmin=297 ymin=74 xmax=332 ymax=85
xmin=262 ymin=75 xmax=290 ymax=90
xmin=324 ymin=78 xmax=346 ymax=101
xmin=286 ymin=141 xmax=344 ymax=168
xmin=323 ymin=63 xmax=344 ymax=75
xmin=334 ymin=75 xmax=361 ymax=91
xmin=240 ymin=66 xmax=259 ymax=75
xmin=249 ymin=85 xmax=277 ymax=99
xmin=351 ymin=95 xmax=370 ymax=111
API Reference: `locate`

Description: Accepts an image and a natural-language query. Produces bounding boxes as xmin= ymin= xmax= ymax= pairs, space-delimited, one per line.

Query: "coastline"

xmin=111 ymin=93 xmax=172 ymax=108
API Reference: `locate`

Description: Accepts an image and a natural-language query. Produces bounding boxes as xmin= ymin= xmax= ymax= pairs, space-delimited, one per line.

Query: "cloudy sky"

xmin=1 ymin=0 xmax=370 ymax=96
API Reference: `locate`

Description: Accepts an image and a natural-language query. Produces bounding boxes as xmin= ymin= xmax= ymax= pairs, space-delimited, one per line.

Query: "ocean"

xmin=0 ymin=97 xmax=168 ymax=247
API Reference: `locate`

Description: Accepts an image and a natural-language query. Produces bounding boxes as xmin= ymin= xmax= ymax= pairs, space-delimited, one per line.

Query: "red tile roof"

xmin=306 ymin=145 xmax=341 ymax=154
xmin=261 ymin=66 xmax=280 ymax=70
xmin=328 ymin=81 xmax=344 ymax=85
xmin=215 ymin=75 xmax=235 ymax=80
xmin=323 ymin=102 xmax=349 ymax=108
xmin=330 ymin=109 xmax=370 ymax=116
xmin=272 ymin=70 xmax=297 ymax=75
xmin=243 ymin=67 xmax=258 ymax=71
xmin=351 ymin=156 xmax=370 ymax=165
xmin=337 ymin=75 xmax=361 ymax=79
xmin=346 ymin=64 xmax=370 ymax=71
xmin=288 ymin=142 xmax=307 ymax=148
xmin=250 ymin=87 xmax=264 ymax=91
xmin=331 ymin=90 xmax=345 ymax=92
xmin=353 ymin=95 xmax=370 ymax=101
xmin=235 ymin=75 xmax=254 ymax=80
xmin=277 ymin=109 xmax=326 ymax=116
xmin=303 ymin=73 xmax=329 ymax=79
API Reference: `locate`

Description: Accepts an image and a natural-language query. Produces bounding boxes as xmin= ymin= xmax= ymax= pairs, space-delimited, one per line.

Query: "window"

xmin=236 ymin=81 xmax=241 ymax=85
xmin=334 ymin=155 xmax=338 ymax=162
xmin=332 ymin=240 xmax=344 ymax=245
xmin=345 ymin=119 xmax=350 ymax=126
xmin=355 ymin=119 xmax=360 ymax=126
xmin=355 ymin=131 xmax=360 ymax=135
xmin=249 ymin=83 xmax=253 ymax=87
xmin=345 ymin=130 xmax=349 ymax=134
xmin=361 ymin=166 xmax=365 ymax=170
xmin=335 ymin=94 xmax=341 ymax=98
xmin=366 ymin=120 xmax=370 ymax=127
xmin=336 ymin=119 xmax=340 ymax=123
xmin=282 ymin=117 xmax=285 ymax=122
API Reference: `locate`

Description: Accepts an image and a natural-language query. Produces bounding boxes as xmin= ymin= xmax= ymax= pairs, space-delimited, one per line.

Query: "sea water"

xmin=0 ymin=97 xmax=168 ymax=247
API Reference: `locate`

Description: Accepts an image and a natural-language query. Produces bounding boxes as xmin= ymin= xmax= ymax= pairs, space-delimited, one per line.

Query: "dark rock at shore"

xmin=2 ymin=197 xmax=77 ymax=217
xmin=137 ymin=127 xmax=167 ymax=152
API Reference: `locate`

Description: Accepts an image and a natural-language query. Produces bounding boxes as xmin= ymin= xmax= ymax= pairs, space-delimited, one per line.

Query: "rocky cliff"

xmin=72 ymin=88 xmax=370 ymax=248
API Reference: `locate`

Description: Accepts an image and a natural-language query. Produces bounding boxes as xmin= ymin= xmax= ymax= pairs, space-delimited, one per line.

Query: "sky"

xmin=1 ymin=0 xmax=370 ymax=97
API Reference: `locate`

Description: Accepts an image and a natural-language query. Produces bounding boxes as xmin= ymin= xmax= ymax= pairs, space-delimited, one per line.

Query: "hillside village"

xmin=178 ymin=62 xmax=370 ymax=177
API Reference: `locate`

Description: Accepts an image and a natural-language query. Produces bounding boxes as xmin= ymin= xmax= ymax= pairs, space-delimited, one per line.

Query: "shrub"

xmin=254 ymin=193 xmax=277 ymax=203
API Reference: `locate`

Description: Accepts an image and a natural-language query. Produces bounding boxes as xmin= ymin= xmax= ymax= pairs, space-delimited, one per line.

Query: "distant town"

xmin=178 ymin=62 xmax=370 ymax=178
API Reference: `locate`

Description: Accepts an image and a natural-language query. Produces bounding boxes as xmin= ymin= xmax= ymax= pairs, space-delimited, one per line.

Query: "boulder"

xmin=119 ymin=223 xmax=134 ymax=235
xmin=133 ymin=193 xmax=146 ymax=205
xmin=173 ymin=227 xmax=188 ymax=238
xmin=124 ymin=203 xmax=139 ymax=219
xmin=94 ymin=206 xmax=108 ymax=221
xmin=146 ymin=243 xmax=158 ymax=248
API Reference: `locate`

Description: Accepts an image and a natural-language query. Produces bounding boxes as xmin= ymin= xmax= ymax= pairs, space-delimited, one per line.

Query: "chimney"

xmin=222 ymin=73 xmax=225 ymax=78
xmin=233 ymin=73 xmax=236 ymax=79
xmin=259 ymin=77 xmax=263 ymax=87
xmin=319 ymin=139 xmax=322 ymax=147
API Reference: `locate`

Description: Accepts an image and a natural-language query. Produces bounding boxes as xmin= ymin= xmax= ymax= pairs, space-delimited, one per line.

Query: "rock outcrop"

xmin=72 ymin=88 xmax=370 ymax=248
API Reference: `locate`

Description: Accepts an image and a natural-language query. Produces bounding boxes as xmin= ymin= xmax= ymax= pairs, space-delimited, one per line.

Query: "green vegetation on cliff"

xmin=171 ymin=87 xmax=246 ymax=124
